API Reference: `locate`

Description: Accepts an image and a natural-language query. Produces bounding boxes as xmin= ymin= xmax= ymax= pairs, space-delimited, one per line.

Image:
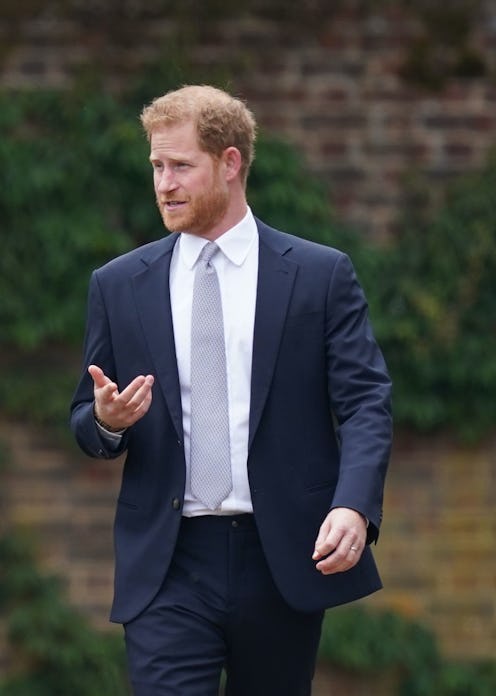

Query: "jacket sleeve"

xmin=325 ymin=253 xmax=392 ymax=543
xmin=70 ymin=270 xmax=129 ymax=459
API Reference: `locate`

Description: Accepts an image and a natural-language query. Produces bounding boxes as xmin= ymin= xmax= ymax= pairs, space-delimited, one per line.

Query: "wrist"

xmin=93 ymin=404 xmax=124 ymax=433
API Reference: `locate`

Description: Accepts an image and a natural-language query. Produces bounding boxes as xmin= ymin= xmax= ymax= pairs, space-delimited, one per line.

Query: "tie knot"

xmin=199 ymin=242 xmax=219 ymax=267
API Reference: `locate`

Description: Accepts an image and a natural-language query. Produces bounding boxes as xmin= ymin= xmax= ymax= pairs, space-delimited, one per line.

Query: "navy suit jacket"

xmin=70 ymin=218 xmax=392 ymax=624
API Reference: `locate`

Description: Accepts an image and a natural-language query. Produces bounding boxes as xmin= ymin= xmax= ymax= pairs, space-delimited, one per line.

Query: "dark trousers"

xmin=124 ymin=514 xmax=324 ymax=696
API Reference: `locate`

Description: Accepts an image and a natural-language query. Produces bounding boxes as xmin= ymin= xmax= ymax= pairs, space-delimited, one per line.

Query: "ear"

xmin=221 ymin=146 xmax=242 ymax=182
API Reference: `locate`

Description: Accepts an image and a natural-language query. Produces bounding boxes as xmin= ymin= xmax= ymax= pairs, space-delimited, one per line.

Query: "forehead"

xmin=149 ymin=121 xmax=201 ymax=159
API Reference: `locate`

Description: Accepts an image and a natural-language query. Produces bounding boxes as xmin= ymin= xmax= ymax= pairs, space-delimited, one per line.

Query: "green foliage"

xmin=399 ymin=1 xmax=487 ymax=90
xmin=0 ymin=81 xmax=349 ymax=351
xmin=0 ymin=78 xmax=352 ymax=435
xmin=0 ymin=348 xmax=81 ymax=443
xmin=248 ymin=135 xmax=344 ymax=249
xmin=319 ymin=605 xmax=496 ymax=696
xmin=1 ymin=81 xmax=496 ymax=439
xmin=0 ymin=533 xmax=130 ymax=696
xmin=248 ymin=133 xmax=366 ymax=260
xmin=430 ymin=661 xmax=496 ymax=696
xmin=0 ymin=438 xmax=10 ymax=473
xmin=319 ymin=605 xmax=438 ymax=674
xmin=373 ymin=158 xmax=496 ymax=440
xmin=1 ymin=88 xmax=143 ymax=349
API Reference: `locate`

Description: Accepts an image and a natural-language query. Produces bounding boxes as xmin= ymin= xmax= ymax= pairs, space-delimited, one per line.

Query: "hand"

xmin=89 ymin=364 xmax=154 ymax=431
xmin=312 ymin=507 xmax=367 ymax=575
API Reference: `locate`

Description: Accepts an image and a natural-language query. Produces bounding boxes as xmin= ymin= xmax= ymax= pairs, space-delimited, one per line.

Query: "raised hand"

xmin=89 ymin=364 xmax=154 ymax=431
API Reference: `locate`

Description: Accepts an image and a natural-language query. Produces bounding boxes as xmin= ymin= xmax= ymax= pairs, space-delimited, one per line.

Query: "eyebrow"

xmin=148 ymin=152 xmax=193 ymax=163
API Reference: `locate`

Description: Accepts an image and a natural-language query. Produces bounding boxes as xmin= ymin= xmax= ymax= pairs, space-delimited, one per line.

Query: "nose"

xmin=156 ymin=168 xmax=177 ymax=193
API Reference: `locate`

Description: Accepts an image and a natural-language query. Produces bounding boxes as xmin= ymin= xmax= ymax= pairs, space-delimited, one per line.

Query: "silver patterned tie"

xmin=190 ymin=242 xmax=232 ymax=509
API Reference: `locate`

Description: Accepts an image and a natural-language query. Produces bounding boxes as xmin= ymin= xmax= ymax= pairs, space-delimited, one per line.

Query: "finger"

xmin=88 ymin=365 xmax=120 ymax=407
xmin=121 ymin=375 xmax=154 ymax=403
xmin=105 ymin=376 xmax=154 ymax=427
xmin=316 ymin=555 xmax=350 ymax=574
xmin=121 ymin=381 xmax=154 ymax=418
xmin=88 ymin=364 xmax=111 ymax=389
xmin=313 ymin=523 xmax=344 ymax=560
xmin=96 ymin=382 xmax=119 ymax=408
xmin=127 ymin=390 xmax=154 ymax=424
xmin=316 ymin=541 xmax=361 ymax=575
xmin=314 ymin=532 xmax=341 ymax=559
xmin=119 ymin=374 xmax=154 ymax=405
xmin=312 ymin=519 xmax=332 ymax=560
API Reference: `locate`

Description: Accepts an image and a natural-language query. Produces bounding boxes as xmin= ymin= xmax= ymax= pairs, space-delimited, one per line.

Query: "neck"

xmin=202 ymin=193 xmax=248 ymax=242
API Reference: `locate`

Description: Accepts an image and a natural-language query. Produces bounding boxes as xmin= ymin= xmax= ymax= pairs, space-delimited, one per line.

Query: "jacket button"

xmin=172 ymin=497 xmax=181 ymax=510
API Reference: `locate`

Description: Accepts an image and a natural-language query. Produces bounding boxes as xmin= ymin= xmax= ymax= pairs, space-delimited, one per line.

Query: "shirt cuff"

xmin=95 ymin=419 xmax=125 ymax=445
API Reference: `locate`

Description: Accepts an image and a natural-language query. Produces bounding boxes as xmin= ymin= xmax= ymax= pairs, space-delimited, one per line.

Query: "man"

xmin=70 ymin=85 xmax=392 ymax=696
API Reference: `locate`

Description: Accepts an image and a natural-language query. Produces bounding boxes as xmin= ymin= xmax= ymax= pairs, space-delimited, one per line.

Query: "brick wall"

xmin=2 ymin=3 xmax=496 ymax=238
xmin=1 ymin=418 xmax=495 ymax=666
xmin=0 ymin=421 xmax=116 ymax=631
xmin=370 ymin=433 xmax=496 ymax=660
xmin=1 ymin=0 xmax=495 ymax=679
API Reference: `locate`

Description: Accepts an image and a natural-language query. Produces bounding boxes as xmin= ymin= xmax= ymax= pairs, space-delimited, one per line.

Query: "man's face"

xmin=149 ymin=121 xmax=229 ymax=239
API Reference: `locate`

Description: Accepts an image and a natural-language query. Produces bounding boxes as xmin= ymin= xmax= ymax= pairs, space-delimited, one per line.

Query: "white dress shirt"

xmin=170 ymin=208 xmax=259 ymax=515
xmin=96 ymin=209 xmax=259 ymax=515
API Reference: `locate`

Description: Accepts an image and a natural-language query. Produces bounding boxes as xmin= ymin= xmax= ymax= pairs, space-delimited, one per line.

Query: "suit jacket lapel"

xmin=249 ymin=223 xmax=298 ymax=450
xmin=129 ymin=224 xmax=298 ymax=449
xmin=132 ymin=234 xmax=184 ymax=440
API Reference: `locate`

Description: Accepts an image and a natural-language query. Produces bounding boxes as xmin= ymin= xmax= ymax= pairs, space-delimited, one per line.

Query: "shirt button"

xmin=231 ymin=520 xmax=239 ymax=528
xmin=172 ymin=498 xmax=181 ymax=510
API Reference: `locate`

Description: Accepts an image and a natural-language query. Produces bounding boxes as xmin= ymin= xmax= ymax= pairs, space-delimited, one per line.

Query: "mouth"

xmin=163 ymin=200 xmax=187 ymax=211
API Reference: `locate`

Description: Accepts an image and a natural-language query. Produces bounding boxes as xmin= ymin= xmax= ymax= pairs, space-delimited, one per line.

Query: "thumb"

xmin=88 ymin=364 xmax=111 ymax=389
xmin=313 ymin=516 xmax=332 ymax=559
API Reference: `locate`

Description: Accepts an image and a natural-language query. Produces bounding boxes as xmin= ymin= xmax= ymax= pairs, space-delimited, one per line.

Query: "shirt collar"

xmin=178 ymin=208 xmax=258 ymax=270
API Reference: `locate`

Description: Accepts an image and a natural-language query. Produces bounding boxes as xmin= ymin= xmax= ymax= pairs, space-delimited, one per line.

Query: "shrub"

xmin=1 ymin=80 xmax=496 ymax=439
xmin=319 ymin=605 xmax=496 ymax=696
xmin=372 ymin=158 xmax=496 ymax=440
xmin=0 ymin=533 xmax=130 ymax=696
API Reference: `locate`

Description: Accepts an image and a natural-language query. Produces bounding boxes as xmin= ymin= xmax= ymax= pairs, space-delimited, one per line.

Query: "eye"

xmin=174 ymin=162 xmax=190 ymax=171
xmin=151 ymin=161 xmax=163 ymax=171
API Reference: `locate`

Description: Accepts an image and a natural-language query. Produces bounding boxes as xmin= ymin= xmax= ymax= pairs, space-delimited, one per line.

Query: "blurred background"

xmin=1 ymin=1 xmax=495 ymax=694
